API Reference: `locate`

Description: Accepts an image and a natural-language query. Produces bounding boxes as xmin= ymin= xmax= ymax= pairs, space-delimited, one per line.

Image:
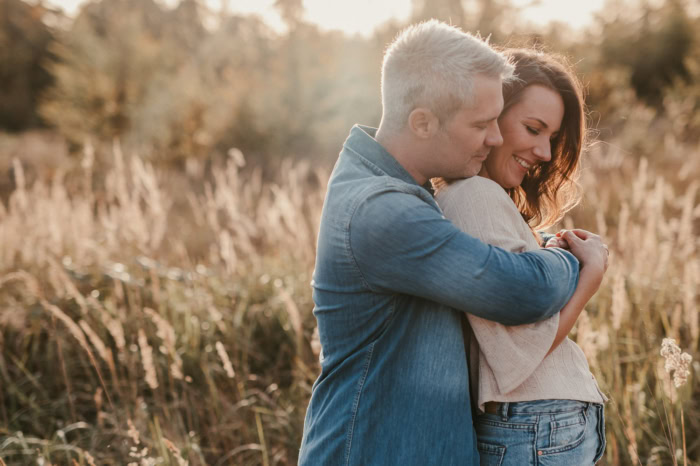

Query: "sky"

xmin=43 ymin=0 xmax=608 ymax=35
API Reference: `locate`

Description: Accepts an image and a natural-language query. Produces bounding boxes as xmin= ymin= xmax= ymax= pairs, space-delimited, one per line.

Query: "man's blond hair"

xmin=380 ymin=20 xmax=514 ymax=132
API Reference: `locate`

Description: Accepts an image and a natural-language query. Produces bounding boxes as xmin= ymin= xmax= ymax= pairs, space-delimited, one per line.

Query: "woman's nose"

xmin=533 ymin=141 xmax=552 ymax=162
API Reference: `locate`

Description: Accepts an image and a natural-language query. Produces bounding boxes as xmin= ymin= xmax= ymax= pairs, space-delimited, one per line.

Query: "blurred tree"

xmin=598 ymin=0 xmax=694 ymax=106
xmin=213 ymin=19 xmax=382 ymax=169
xmin=0 ymin=0 xmax=56 ymax=131
xmin=412 ymin=0 xmax=465 ymax=26
xmin=41 ymin=0 xmax=361 ymax=169
xmin=165 ymin=0 xmax=206 ymax=53
xmin=40 ymin=0 xmax=227 ymax=164
xmin=275 ymin=0 xmax=303 ymax=30
xmin=410 ymin=0 xmax=545 ymax=45
xmin=273 ymin=0 xmax=306 ymax=158
xmin=466 ymin=0 xmax=519 ymax=42
xmin=219 ymin=0 xmax=383 ymax=168
xmin=144 ymin=13 xmax=277 ymax=164
xmin=40 ymin=0 xmax=171 ymax=145
xmin=658 ymin=8 xmax=700 ymax=142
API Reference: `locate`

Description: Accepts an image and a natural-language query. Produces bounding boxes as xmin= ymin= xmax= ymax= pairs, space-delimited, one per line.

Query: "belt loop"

xmin=500 ymin=402 xmax=509 ymax=421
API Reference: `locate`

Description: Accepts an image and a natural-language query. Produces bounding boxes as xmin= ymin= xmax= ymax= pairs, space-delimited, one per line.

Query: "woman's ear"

xmin=408 ymin=108 xmax=439 ymax=139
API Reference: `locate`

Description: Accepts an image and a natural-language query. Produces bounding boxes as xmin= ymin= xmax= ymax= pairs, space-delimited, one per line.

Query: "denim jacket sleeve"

xmin=349 ymin=185 xmax=579 ymax=326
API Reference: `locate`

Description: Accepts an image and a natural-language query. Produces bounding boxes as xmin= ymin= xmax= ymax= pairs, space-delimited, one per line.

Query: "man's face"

xmin=433 ymin=75 xmax=504 ymax=179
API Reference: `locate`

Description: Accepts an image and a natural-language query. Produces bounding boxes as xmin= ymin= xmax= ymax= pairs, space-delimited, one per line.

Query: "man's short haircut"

xmin=380 ymin=20 xmax=514 ymax=132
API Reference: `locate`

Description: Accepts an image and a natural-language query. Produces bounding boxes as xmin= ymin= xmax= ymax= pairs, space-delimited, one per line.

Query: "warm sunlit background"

xmin=45 ymin=0 xmax=608 ymax=34
xmin=1 ymin=0 xmax=699 ymax=465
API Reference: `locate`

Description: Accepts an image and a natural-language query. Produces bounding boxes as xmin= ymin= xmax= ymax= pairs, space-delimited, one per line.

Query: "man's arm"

xmin=349 ymin=187 xmax=579 ymax=326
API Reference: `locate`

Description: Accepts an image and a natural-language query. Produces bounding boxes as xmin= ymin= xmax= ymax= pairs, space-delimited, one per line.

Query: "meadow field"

xmin=1 ymin=0 xmax=699 ymax=464
xmin=0 ymin=99 xmax=698 ymax=465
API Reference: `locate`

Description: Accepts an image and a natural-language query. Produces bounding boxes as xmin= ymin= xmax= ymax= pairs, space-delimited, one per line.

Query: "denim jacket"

xmin=298 ymin=125 xmax=580 ymax=465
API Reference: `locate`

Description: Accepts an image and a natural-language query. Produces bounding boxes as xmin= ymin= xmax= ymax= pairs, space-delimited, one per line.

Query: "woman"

xmin=434 ymin=49 xmax=608 ymax=465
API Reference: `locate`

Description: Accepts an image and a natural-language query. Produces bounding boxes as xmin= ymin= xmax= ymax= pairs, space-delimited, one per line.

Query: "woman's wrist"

xmin=578 ymin=265 xmax=604 ymax=292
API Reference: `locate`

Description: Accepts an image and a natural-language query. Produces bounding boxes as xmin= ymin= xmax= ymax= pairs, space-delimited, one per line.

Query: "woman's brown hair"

xmin=433 ymin=48 xmax=586 ymax=231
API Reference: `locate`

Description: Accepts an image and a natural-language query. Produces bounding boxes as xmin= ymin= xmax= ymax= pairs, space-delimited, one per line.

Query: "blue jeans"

xmin=475 ymin=400 xmax=606 ymax=465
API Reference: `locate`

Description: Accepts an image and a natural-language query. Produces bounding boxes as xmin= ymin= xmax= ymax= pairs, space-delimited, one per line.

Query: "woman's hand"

xmin=544 ymin=229 xmax=610 ymax=356
xmin=545 ymin=236 xmax=569 ymax=249
xmin=558 ymin=229 xmax=610 ymax=276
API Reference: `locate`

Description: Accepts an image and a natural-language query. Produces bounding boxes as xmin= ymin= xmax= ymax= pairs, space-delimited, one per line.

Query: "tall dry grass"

xmin=0 ymin=142 xmax=325 ymax=465
xmin=0 ymin=103 xmax=698 ymax=464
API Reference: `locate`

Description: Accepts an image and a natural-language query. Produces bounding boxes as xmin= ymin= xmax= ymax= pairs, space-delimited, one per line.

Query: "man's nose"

xmin=485 ymin=122 xmax=503 ymax=147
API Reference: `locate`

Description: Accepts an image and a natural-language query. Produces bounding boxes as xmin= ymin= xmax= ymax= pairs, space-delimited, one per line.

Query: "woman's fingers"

xmin=545 ymin=237 xmax=569 ymax=249
xmin=554 ymin=229 xmax=610 ymax=271
xmin=562 ymin=230 xmax=585 ymax=246
xmin=562 ymin=230 xmax=609 ymax=275
xmin=557 ymin=228 xmax=593 ymax=240
xmin=602 ymin=243 xmax=610 ymax=271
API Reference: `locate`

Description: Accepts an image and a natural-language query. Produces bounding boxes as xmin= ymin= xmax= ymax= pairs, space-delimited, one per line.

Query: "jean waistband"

xmin=487 ymin=399 xmax=595 ymax=416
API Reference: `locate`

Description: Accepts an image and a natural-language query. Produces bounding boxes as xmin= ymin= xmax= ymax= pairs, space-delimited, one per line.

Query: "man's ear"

xmin=408 ymin=108 xmax=439 ymax=139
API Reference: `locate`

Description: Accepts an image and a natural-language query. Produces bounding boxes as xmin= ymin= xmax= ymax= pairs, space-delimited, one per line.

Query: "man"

xmin=299 ymin=21 xmax=584 ymax=465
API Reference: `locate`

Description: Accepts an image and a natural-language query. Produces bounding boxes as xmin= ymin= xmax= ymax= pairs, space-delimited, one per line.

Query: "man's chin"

xmin=465 ymin=163 xmax=485 ymax=178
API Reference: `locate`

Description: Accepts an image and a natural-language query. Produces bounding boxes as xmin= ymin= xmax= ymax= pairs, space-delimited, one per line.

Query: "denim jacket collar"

xmin=344 ymin=125 xmax=420 ymax=187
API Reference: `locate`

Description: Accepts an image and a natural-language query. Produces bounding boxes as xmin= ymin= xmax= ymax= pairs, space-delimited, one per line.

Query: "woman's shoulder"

xmin=438 ymin=176 xmax=509 ymax=201
xmin=436 ymin=176 xmax=516 ymax=212
xmin=457 ymin=175 xmax=503 ymax=190
xmin=436 ymin=176 xmax=537 ymax=250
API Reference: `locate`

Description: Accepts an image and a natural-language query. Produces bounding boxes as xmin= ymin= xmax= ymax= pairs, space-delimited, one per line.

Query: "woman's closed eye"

xmin=526 ymin=125 xmax=539 ymax=136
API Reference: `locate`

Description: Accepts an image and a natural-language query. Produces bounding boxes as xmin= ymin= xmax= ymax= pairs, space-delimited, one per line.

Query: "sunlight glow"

xmin=44 ymin=0 xmax=606 ymax=35
xmin=513 ymin=0 xmax=607 ymax=28
xmin=302 ymin=0 xmax=412 ymax=35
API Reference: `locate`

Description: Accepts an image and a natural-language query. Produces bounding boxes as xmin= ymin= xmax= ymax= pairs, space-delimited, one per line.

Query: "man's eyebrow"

xmin=474 ymin=115 xmax=499 ymax=125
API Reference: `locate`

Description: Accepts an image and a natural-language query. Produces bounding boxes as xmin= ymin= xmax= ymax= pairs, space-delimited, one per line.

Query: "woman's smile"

xmin=513 ymin=154 xmax=533 ymax=170
xmin=480 ymin=84 xmax=564 ymax=189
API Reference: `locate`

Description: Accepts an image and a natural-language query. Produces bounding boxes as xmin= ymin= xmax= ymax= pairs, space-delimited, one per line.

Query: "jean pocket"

xmin=540 ymin=408 xmax=587 ymax=453
xmin=594 ymin=404 xmax=607 ymax=463
xmin=477 ymin=441 xmax=506 ymax=466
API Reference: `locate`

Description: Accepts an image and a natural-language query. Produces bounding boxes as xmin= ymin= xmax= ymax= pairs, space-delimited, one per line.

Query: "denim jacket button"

xmin=538 ymin=451 xmax=543 ymax=456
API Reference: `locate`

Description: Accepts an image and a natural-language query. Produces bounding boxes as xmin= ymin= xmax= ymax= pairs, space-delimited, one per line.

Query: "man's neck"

xmin=375 ymin=127 xmax=427 ymax=186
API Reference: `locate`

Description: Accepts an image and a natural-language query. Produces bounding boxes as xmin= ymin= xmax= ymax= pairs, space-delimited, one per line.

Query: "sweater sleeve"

xmin=436 ymin=177 xmax=559 ymax=394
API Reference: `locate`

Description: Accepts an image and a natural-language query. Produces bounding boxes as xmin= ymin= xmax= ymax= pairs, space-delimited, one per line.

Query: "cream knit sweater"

xmin=436 ymin=176 xmax=606 ymax=412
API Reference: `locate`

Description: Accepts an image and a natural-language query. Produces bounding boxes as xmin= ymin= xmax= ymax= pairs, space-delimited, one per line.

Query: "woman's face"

xmin=480 ymin=85 xmax=565 ymax=189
